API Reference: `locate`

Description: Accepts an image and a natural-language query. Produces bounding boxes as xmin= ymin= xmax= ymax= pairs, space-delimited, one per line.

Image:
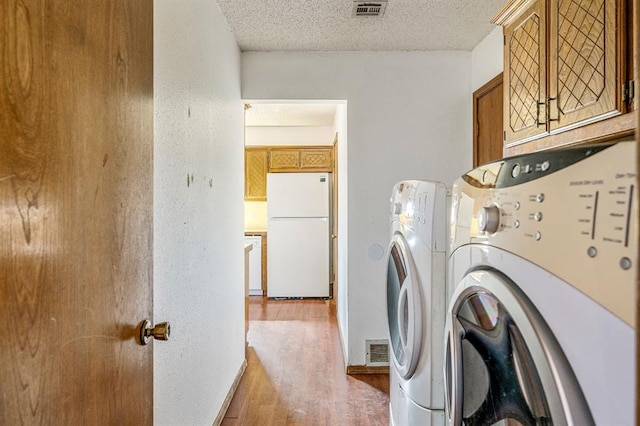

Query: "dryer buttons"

xmin=528 ymin=193 xmax=546 ymax=203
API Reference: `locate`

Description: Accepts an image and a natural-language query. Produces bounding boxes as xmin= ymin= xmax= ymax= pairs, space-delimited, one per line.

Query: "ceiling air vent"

xmin=352 ymin=1 xmax=387 ymax=17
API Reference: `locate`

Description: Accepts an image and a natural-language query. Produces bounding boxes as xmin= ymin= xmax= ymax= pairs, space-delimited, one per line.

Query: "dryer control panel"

xmin=390 ymin=180 xmax=447 ymax=251
xmin=450 ymin=140 xmax=637 ymax=327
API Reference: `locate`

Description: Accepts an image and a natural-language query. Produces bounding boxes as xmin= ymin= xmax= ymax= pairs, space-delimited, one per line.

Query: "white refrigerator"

xmin=267 ymin=172 xmax=330 ymax=298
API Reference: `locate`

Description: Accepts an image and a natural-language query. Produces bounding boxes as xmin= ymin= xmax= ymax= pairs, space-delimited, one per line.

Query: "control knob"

xmin=478 ymin=205 xmax=502 ymax=234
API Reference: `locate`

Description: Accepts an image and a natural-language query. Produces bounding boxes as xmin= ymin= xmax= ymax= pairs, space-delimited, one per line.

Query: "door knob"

xmin=138 ymin=319 xmax=170 ymax=345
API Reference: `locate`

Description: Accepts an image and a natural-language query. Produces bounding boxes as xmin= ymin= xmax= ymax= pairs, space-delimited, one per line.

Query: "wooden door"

xmin=504 ymin=0 xmax=547 ymax=144
xmin=473 ymin=73 xmax=504 ymax=166
xmin=0 ymin=2 xmax=154 ymax=424
xmin=549 ymin=0 xmax=623 ymax=132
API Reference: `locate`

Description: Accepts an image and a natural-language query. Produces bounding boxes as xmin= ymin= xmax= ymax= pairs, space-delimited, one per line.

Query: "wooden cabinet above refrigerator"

xmin=245 ymin=146 xmax=333 ymax=200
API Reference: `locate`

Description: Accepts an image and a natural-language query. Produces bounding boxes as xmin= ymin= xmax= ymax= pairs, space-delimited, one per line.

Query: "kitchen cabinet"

xmin=269 ymin=149 xmax=300 ymax=170
xmin=300 ymin=149 xmax=333 ymax=170
xmin=496 ymin=0 xmax=633 ymax=152
xmin=245 ymin=146 xmax=333 ymax=200
xmin=245 ymin=148 xmax=268 ymax=201
xmin=269 ymin=147 xmax=333 ymax=172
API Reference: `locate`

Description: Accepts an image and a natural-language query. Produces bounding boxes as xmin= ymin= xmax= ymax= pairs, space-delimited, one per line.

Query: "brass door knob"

xmin=138 ymin=319 xmax=170 ymax=345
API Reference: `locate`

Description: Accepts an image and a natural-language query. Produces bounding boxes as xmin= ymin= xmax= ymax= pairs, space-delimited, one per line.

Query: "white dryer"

xmin=386 ymin=180 xmax=448 ymax=425
xmin=444 ymin=140 xmax=636 ymax=425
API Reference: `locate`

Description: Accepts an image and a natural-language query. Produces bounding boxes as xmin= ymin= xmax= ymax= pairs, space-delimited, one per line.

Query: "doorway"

xmin=243 ymin=101 xmax=344 ymax=298
xmin=242 ymin=100 xmax=349 ymax=361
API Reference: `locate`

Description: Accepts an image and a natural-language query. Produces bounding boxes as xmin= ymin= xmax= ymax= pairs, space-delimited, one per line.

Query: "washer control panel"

xmin=451 ymin=140 xmax=637 ymax=326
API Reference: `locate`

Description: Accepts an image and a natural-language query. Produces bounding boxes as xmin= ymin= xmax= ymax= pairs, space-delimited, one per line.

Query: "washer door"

xmin=444 ymin=270 xmax=593 ymax=426
xmin=386 ymin=232 xmax=423 ymax=379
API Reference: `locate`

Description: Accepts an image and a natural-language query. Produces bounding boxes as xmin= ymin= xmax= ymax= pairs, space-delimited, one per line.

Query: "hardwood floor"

xmin=222 ymin=297 xmax=390 ymax=425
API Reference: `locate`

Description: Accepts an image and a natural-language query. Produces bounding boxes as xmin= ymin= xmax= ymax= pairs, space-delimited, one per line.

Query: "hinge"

xmin=503 ymin=130 xmax=506 ymax=141
xmin=623 ymin=80 xmax=635 ymax=104
xmin=503 ymin=35 xmax=506 ymax=45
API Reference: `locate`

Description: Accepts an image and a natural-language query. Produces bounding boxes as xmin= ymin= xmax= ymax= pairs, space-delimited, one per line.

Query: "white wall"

xmin=471 ymin=26 xmax=504 ymax=91
xmin=245 ymin=200 xmax=268 ymax=231
xmin=154 ymin=1 xmax=244 ymax=424
xmin=242 ymin=51 xmax=472 ymax=366
xmin=332 ymin=103 xmax=349 ymax=361
xmin=245 ymin=126 xmax=334 ymax=146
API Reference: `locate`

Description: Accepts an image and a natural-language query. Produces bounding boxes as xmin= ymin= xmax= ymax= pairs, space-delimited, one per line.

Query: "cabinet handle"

xmin=547 ymin=97 xmax=559 ymax=122
xmin=536 ymin=100 xmax=546 ymax=127
xmin=536 ymin=97 xmax=559 ymax=127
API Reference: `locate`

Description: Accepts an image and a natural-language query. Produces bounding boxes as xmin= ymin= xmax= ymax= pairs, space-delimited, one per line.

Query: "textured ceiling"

xmin=216 ymin=0 xmax=505 ymax=51
xmin=245 ymin=103 xmax=338 ymax=126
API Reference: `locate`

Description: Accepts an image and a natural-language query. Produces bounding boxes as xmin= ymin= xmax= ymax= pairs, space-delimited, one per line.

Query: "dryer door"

xmin=444 ymin=270 xmax=593 ymax=426
xmin=386 ymin=233 xmax=423 ymax=379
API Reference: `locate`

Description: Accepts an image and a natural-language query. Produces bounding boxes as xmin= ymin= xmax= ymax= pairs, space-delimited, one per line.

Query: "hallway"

xmin=222 ymin=298 xmax=390 ymax=425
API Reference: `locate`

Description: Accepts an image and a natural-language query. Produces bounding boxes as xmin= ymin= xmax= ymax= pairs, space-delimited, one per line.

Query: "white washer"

xmin=386 ymin=180 xmax=448 ymax=426
xmin=444 ymin=140 xmax=636 ymax=425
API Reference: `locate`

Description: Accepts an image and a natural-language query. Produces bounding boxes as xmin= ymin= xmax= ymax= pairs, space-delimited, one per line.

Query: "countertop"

xmin=245 ymin=229 xmax=267 ymax=234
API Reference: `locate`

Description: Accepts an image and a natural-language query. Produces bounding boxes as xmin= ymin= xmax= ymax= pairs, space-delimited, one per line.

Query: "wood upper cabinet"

xmin=245 ymin=148 xmax=268 ymax=201
xmin=549 ymin=0 xmax=622 ymax=131
xmin=245 ymin=146 xmax=333 ymax=200
xmin=300 ymin=149 xmax=333 ymax=170
xmin=497 ymin=0 xmax=630 ymax=148
xmin=503 ymin=0 xmax=547 ymax=144
xmin=269 ymin=148 xmax=333 ymax=171
xmin=269 ymin=149 xmax=300 ymax=170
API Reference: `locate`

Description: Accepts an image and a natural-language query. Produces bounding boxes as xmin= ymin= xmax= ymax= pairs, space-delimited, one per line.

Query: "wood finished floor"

xmin=222 ymin=297 xmax=390 ymax=425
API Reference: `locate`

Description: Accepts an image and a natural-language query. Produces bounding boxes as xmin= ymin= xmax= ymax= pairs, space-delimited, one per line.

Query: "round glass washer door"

xmin=444 ymin=269 xmax=593 ymax=426
xmin=386 ymin=232 xmax=423 ymax=379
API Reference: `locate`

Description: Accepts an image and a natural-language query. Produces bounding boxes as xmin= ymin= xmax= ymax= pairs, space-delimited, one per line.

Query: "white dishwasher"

xmin=244 ymin=236 xmax=263 ymax=296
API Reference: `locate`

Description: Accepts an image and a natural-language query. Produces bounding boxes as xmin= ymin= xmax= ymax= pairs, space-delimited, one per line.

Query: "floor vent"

xmin=352 ymin=1 xmax=387 ymax=17
xmin=366 ymin=339 xmax=389 ymax=366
